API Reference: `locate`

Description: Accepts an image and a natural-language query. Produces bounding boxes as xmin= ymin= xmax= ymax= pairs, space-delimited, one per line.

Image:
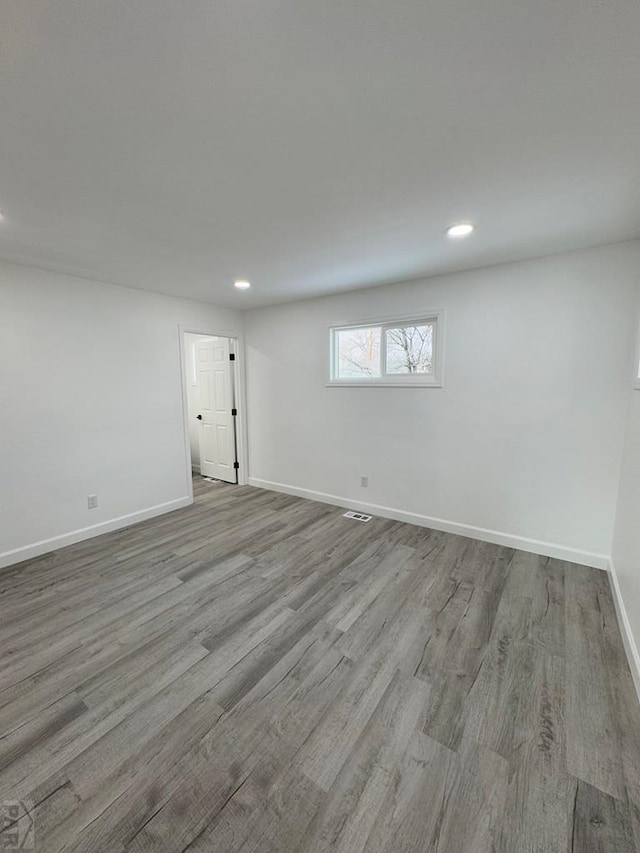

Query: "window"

xmin=329 ymin=314 xmax=443 ymax=386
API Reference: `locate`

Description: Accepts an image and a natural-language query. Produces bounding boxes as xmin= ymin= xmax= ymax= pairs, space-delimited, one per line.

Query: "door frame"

xmin=178 ymin=324 xmax=249 ymax=501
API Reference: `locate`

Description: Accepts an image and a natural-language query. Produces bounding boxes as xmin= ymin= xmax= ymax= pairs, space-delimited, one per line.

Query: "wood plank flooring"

xmin=1 ymin=476 xmax=639 ymax=851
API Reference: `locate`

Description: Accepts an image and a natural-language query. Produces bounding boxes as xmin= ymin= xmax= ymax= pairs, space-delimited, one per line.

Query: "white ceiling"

xmin=1 ymin=1 xmax=639 ymax=308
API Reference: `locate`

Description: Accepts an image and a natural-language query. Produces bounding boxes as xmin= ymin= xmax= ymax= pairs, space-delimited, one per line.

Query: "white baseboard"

xmin=0 ymin=496 xmax=193 ymax=570
xmin=248 ymin=477 xmax=609 ymax=570
xmin=607 ymin=560 xmax=640 ymax=702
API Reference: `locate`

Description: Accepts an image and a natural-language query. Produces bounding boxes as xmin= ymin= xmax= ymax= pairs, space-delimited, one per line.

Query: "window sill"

xmin=326 ymin=380 xmax=443 ymax=389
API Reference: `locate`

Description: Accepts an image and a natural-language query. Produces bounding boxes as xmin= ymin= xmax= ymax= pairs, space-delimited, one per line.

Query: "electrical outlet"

xmin=87 ymin=495 xmax=98 ymax=509
xmin=360 ymin=475 xmax=369 ymax=488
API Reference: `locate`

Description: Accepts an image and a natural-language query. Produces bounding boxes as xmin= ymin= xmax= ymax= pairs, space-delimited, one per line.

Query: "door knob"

xmin=196 ymin=414 xmax=203 ymax=420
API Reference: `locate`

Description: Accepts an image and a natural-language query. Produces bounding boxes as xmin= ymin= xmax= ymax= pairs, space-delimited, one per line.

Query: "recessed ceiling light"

xmin=234 ymin=280 xmax=251 ymax=290
xmin=446 ymin=222 xmax=474 ymax=238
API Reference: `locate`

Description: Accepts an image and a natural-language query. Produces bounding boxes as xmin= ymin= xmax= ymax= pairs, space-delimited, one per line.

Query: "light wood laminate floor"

xmin=1 ymin=476 xmax=639 ymax=852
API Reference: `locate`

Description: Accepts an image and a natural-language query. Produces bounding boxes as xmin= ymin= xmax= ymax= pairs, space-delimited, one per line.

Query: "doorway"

xmin=183 ymin=332 xmax=240 ymax=485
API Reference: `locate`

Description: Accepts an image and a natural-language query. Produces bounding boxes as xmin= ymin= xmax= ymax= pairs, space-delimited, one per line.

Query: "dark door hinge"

xmin=229 ymin=353 xmax=236 ymax=361
xmin=233 ymin=461 xmax=240 ymax=470
xmin=231 ymin=408 xmax=237 ymax=416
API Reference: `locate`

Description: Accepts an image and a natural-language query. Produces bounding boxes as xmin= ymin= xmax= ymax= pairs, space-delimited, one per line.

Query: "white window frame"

xmin=327 ymin=311 xmax=444 ymax=388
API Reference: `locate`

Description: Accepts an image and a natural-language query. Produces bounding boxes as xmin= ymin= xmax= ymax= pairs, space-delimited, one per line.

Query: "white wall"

xmin=0 ymin=262 xmax=241 ymax=566
xmin=611 ymin=304 xmax=640 ymax=685
xmin=245 ymin=241 xmax=640 ymax=566
xmin=3 ymin=243 xmax=639 ymax=582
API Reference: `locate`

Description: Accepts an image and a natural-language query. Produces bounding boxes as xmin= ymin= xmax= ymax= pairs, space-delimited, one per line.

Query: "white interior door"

xmin=196 ymin=337 xmax=236 ymax=483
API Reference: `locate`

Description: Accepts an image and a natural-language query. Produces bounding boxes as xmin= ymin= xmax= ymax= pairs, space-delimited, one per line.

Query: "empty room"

xmin=1 ymin=1 xmax=640 ymax=851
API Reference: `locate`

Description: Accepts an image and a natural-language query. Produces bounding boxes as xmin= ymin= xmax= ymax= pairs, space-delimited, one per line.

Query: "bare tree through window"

xmin=336 ymin=327 xmax=382 ymax=378
xmin=385 ymin=325 xmax=433 ymax=374
xmin=332 ymin=319 xmax=438 ymax=382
